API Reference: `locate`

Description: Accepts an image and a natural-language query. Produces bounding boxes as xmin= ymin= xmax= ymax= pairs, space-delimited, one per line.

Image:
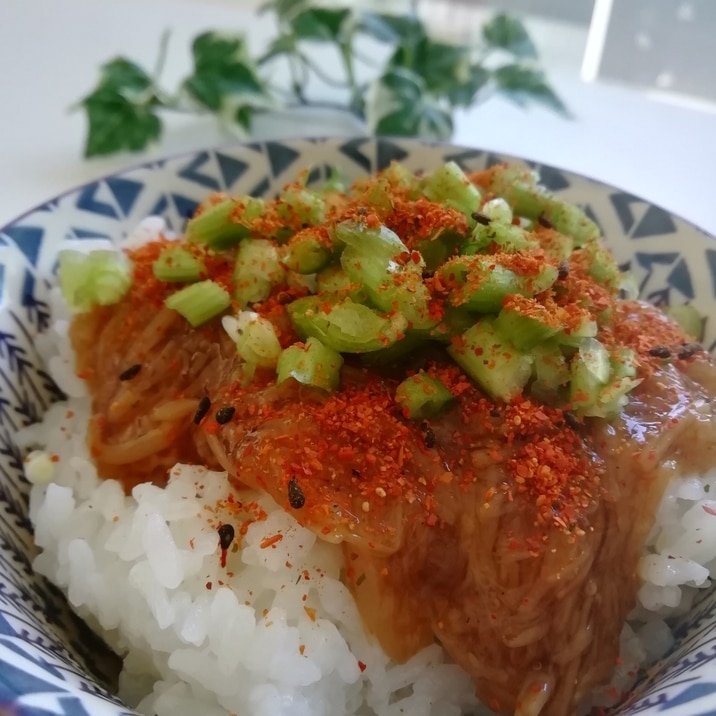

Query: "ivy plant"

xmin=77 ymin=1 xmax=566 ymax=158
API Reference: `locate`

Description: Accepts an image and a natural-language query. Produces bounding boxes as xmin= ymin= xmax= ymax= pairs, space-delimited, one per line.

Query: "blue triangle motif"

xmin=266 ymin=142 xmax=300 ymax=177
xmin=22 ymin=270 xmax=36 ymax=307
xmin=705 ymin=249 xmax=716 ymax=296
xmin=3 ymin=226 xmax=43 ymax=266
xmin=667 ymin=257 xmax=694 ymax=298
xmin=215 ymin=153 xmax=249 ymax=190
xmin=632 ymin=204 xmax=677 ymax=239
xmin=172 ymin=195 xmax=200 ymax=220
xmin=68 ymin=228 xmax=110 ymax=240
xmin=105 ymin=177 xmax=143 ymax=216
xmin=75 ymin=183 xmax=118 ymax=218
xmin=177 ymin=152 xmax=221 ymax=191
xmin=339 ymin=138 xmax=371 ymax=173
xmin=377 ymin=139 xmax=408 ymax=171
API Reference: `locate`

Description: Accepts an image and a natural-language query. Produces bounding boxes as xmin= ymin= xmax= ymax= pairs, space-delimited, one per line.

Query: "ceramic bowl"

xmin=1 ymin=137 xmax=714 ymax=715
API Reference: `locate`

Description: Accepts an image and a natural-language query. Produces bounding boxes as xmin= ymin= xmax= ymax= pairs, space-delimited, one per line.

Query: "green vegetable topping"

xmin=152 ymin=245 xmax=205 ymax=282
xmin=276 ymin=337 xmax=344 ymax=391
xmin=395 ymin=372 xmax=454 ymax=419
xmin=59 ymin=249 xmax=133 ymax=312
xmin=164 ymin=280 xmax=231 ymax=326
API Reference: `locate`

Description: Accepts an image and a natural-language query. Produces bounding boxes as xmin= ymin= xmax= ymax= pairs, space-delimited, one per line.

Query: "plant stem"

xmin=297 ymin=52 xmax=351 ymax=89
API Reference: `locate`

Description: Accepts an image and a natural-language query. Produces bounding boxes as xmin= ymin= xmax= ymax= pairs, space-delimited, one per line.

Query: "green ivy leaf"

xmin=259 ymin=0 xmax=310 ymax=22
xmin=446 ymin=64 xmax=490 ymax=107
xmin=234 ymin=105 xmax=253 ymax=133
xmin=83 ymin=89 xmax=161 ymax=157
xmin=258 ymin=34 xmax=297 ymax=65
xmin=482 ymin=14 xmax=538 ymax=59
xmin=389 ymin=37 xmax=470 ymax=98
xmin=358 ymin=12 xmax=427 ymax=46
xmin=79 ymin=58 xmax=162 ymax=157
xmin=184 ymin=32 xmax=267 ymax=112
xmin=292 ymin=8 xmax=352 ymax=42
xmin=367 ymin=67 xmax=452 ymax=141
xmin=493 ymin=64 xmax=568 ymax=114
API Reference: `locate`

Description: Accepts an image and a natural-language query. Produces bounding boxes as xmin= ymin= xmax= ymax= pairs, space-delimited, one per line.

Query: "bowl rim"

xmin=1 ymin=136 xmax=714 ymax=244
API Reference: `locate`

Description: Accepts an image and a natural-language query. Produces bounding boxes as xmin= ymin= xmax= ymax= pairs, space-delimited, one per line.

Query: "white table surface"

xmin=2 ymin=0 xmax=715 ymax=235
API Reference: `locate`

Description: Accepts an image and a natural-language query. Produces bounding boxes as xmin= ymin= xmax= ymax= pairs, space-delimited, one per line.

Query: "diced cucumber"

xmin=495 ymin=301 xmax=560 ymax=351
xmin=395 ymin=372 xmax=454 ymax=419
xmin=222 ymin=312 xmax=283 ymax=368
xmin=288 ymin=296 xmax=408 ymax=353
xmin=448 ymin=319 xmax=534 ymax=401
xmin=569 ymin=337 xmax=611 ymax=411
xmin=480 ymin=198 xmax=513 ymax=225
xmin=282 ymin=227 xmax=332 ymax=275
xmin=276 ymin=337 xmax=343 ymax=391
xmin=439 ymin=256 xmax=558 ymax=313
xmin=423 ymin=162 xmax=482 ymax=224
xmin=165 ymin=280 xmax=231 ymax=327
xmin=152 ymin=246 xmax=205 ymax=283
xmin=186 ymin=197 xmax=264 ymax=249
xmin=233 ymin=239 xmax=285 ymax=306
xmin=531 ymin=342 xmax=570 ymax=403
xmin=58 ymin=249 xmax=133 ymax=313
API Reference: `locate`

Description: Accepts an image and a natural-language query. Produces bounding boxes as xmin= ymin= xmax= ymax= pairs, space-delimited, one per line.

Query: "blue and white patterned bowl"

xmin=0 ymin=137 xmax=715 ymax=716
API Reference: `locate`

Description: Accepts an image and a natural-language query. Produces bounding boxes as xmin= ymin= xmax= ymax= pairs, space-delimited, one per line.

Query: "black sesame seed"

xmin=648 ymin=345 xmax=672 ymax=359
xmin=215 ymin=406 xmax=236 ymax=425
xmin=217 ymin=523 xmax=235 ymax=550
xmin=557 ymin=261 xmax=570 ymax=280
xmin=119 ymin=364 xmax=142 ymax=381
xmin=677 ymin=342 xmax=702 ymax=360
xmin=537 ymin=213 xmax=553 ymax=229
xmin=564 ymin=411 xmax=581 ymax=430
xmin=419 ymin=420 xmax=437 ymax=448
xmin=288 ymin=477 xmax=305 ymax=509
xmin=351 ymin=468 xmax=362 ymax=480
xmin=471 ymin=211 xmax=492 ymax=226
xmin=193 ymin=396 xmax=211 ymax=424
xmin=489 ymin=409 xmax=501 ymax=419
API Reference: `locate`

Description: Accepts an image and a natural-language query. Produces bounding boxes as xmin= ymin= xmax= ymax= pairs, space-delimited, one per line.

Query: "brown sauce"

xmin=70 ymin=298 xmax=716 ymax=716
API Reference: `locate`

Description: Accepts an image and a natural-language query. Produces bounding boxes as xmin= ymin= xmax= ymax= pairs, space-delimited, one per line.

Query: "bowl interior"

xmin=1 ymin=137 xmax=715 ymax=715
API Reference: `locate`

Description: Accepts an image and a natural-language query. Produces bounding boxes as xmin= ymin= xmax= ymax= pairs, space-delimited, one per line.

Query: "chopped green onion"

xmin=233 ymin=239 xmax=285 ymax=306
xmin=276 ymin=337 xmax=344 ymax=391
xmin=186 ymin=197 xmax=265 ymax=250
xmin=448 ymin=319 xmax=534 ymax=402
xmin=288 ymin=296 xmax=408 ymax=353
xmin=662 ymin=304 xmax=704 ymax=341
xmin=395 ymin=372 xmax=454 ymax=419
xmin=164 ymin=280 xmax=231 ymax=327
xmin=152 ymin=246 xmax=205 ymax=283
xmin=58 ymin=249 xmax=133 ymax=313
xmin=222 ymin=311 xmax=282 ymax=368
xmin=423 ymin=161 xmax=481 ymax=223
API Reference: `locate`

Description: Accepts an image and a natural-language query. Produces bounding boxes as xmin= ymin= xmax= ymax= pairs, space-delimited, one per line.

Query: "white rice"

xmin=15 ymin=220 xmax=716 ymax=715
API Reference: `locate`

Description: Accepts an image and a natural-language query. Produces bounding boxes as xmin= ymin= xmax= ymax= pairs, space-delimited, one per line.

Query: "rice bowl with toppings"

xmin=3 ymin=138 xmax=716 ymax=716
